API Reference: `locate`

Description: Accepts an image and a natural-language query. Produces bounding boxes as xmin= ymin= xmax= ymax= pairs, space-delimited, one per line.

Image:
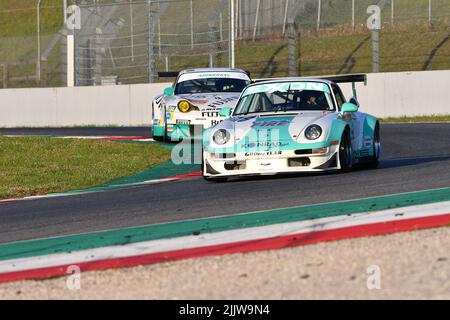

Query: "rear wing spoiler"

xmin=319 ymin=74 xmax=366 ymax=85
xmin=253 ymin=73 xmax=366 ymax=85
xmin=158 ymin=72 xmax=179 ymax=78
xmin=321 ymin=74 xmax=366 ymax=101
xmin=253 ymin=73 xmax=366 ymax=101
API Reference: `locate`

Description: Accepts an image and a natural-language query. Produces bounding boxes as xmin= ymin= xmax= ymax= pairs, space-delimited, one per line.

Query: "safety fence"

xmin=0 ymin=0 xmax=449 ymax=88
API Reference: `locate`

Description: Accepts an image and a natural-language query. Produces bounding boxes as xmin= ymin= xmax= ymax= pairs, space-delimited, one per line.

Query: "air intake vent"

xmin=295 ymin=149 xmax=313 ymax=155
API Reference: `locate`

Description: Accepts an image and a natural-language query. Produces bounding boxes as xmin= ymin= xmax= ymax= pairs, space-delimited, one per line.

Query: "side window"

xmin=332 ymin=84 xmax=346 ymax=110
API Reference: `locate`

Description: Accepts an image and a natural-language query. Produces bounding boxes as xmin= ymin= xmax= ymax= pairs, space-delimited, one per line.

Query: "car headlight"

xmin=178 ymin=100 xmax=191 ymax=113
xmin=305 ymin=125 xmax=322 ymax=140
xmin=213 ymin=129 xmax=231 ymax=145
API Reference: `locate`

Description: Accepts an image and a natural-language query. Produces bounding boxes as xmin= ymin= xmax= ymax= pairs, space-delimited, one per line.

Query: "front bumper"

xmin=203 ymin=145 xmax=340 ymax=177
xmin=153 ymin=112 xmax=224 ymax=140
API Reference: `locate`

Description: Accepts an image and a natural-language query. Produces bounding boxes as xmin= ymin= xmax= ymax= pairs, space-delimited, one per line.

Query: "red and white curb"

xmin=1 ymin=200 xmax=449 ymax=283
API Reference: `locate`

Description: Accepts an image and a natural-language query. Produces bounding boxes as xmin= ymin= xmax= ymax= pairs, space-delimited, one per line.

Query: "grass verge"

xmin=380 ymin=115 xmax=450 ymax=123
xmin=0 ymin=136 xmax=171 ymax=200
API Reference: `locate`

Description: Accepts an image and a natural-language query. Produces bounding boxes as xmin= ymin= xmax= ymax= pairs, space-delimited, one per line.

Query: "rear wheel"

xmin=366 ymin=124 xmax=380 ymax=169
xmin=339 ymin=130 xmax=353 ymax=172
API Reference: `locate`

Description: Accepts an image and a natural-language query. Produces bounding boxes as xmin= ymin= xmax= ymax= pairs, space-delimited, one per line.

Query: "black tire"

xmin=366 ymin=124 xmax=381 ymax=169
xmin=339 ymin=130 xmax=353 ymax=172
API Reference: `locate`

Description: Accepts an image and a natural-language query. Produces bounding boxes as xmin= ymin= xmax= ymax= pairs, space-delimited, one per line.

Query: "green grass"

xmin=0 ymin=136 xmax=171 ymax=199
xmin=381 ymin=115 xmax=450 ymax=123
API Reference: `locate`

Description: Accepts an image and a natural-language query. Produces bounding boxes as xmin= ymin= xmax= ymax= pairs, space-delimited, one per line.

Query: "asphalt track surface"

xmin=1 ymin=123 xmax=450 ymax=244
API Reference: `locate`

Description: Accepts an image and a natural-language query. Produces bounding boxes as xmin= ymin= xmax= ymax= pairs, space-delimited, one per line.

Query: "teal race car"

xmin=202 ymin=75 xmax=380 ymax=181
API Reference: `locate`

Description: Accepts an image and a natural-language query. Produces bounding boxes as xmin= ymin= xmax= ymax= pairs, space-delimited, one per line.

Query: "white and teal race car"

xmin=152 ymin=68 xmax=251 ymax=141
xmin=202 ymin=75 xmax=381 ymax=181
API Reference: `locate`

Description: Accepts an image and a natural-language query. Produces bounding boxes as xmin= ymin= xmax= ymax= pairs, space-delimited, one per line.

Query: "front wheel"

xmin=339 ymin=131 xmax=353 ymax=172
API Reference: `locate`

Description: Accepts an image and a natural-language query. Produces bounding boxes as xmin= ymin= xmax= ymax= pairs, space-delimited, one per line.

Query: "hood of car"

xmin=228 ymin=111 xmax=334 ymax=143
xmin=164 ymin=92 xmax=240 ymax=111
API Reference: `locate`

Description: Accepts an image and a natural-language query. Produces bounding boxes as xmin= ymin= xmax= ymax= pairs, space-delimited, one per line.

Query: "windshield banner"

xmin=178 ymin=72 xmax=250 ymax=83
xmin=243 ymin=82 xmax=330 ymax=97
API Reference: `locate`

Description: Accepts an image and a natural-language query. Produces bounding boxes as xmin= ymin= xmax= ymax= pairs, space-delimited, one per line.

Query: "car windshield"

xmin=175 ymin=78 xmax=250 ymax=94
xmin=233 ymin=88 xmax=335 ymax=115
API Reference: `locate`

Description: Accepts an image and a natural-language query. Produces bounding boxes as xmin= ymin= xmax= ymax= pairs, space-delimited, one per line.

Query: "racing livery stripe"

xmin=1 ymin=187 xmax=450 ymax=263
xmin=0 ymin=204 xmax=449 ymax=283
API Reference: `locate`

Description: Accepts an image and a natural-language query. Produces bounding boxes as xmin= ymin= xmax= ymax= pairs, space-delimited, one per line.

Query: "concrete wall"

xmin=0 ymin=83 xmax=170 ymax=127
xmin=340 ymin=70 xmax=450 ymax=118
xmin=0 ymin=70 xmax=449 ymax=127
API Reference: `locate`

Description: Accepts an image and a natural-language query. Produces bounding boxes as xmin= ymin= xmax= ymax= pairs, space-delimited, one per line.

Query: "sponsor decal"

xmin=242 ymin=141 xmax=289 ymax=148
xmin=363 ymin=136 xmax=373 ymax=148
xmin=167 ymin=106 xmax=176 ymax=112
xmin=235 ymin=116 xmax=256 ymax=123
xmin=166 ymin=112 xmax=173 ymax=120
xmin=153 ymin=119 xmax=160 ymax=126
xmin=211 ymin=119 xmax=223 ymax=126
xmin=190 ymin=100 xmax=209 ymax=105
xmin=245 ymin=151 xmax=282 ymax=157
xmin=176 ymin=120 xmax=191 ymax=125
xmin=251 ymin=119 xmax=290 ymax=127
xmin=207 ymin=96 xmax=237 ymax=109
xmin=202 ymin=111 xmax=220 ymax=117
xmin=198 ymin=73 xmax=231 ymax=78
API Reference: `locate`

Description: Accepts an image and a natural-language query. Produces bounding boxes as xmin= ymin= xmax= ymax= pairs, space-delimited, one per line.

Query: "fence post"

xmin=165 ymin=55 xmax=169 ymax=72
xmin=60 ymin=29 xmax=67 ymax=86
xmin=41 ymin=58 xmax=48 ymax=87
xmin=2 ymin=64 xmax=8 ymax=89
xmin=282 ymin=0 xmax=289 ymax=37
xmin=95 ymin=28 xmax=103 ymax=86
xmin=429 ymin=0 xmax=432 ymax=27
xmin=391 ymin=0 xmax=395 ymax=26
xmin=129 ymin=0 xmax=135 ymax=62
xmin=252 ymin=0 xmax=261 ymax=41
xmin=190 ymin=0 xmax=194 ymax=49
xmin=208 ymin=21 xmax=218 ymax=68
xmin=317 ymin=0 xmax=321 ymax=32
xmin=147 ymin=0 xmax=156 ymax=83
xmin=287 ymin=17 xmax=298 ymax=77
xmin=352 ymin=0 xmax=355 ymax=32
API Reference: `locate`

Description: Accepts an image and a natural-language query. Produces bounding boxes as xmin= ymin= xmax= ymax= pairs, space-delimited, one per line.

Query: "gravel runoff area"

xmin=0 ymin=227 xmax=449 ymax=300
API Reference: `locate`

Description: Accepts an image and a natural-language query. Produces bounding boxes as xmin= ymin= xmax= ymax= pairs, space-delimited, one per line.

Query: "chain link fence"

xmin=0 ymin=0 xmax=449 ymax=88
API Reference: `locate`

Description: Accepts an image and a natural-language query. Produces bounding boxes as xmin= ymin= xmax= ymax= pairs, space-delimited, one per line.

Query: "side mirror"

xmin=349 ymin=97 xmax=359 ymax=107
xmin=219 ymin=107 xmax=232 ymax=117
xmin=341 ymin=102 xmax=358 ymax=113
xmin=164 ymin=87 xmax=174 ymax=96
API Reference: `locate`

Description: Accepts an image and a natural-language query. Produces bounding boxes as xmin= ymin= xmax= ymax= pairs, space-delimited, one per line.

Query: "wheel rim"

xmin=374 ymin=131 xmax=381 ymax=160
